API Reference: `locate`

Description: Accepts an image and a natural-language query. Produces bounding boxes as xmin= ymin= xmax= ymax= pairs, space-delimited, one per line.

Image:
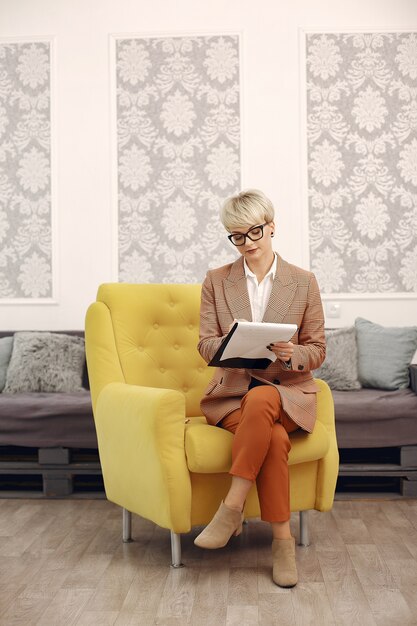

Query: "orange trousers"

xmin=220 ymin=384 xmax=300 ymax=523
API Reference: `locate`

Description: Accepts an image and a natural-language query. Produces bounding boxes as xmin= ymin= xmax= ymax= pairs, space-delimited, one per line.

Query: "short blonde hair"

xmin=220 ymin=189 xmax=275 ymax=231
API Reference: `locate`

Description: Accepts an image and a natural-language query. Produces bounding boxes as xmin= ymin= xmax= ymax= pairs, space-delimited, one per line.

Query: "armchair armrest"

xmin=313 ymin=378 xmax=339 ymax=511
xmin=313 ymin=378 xmax=336 ymax=434
xmin=410 ymin=365 xmax=417 ymax=394
xmin=95 ymin=382 xmax=192 ymax=533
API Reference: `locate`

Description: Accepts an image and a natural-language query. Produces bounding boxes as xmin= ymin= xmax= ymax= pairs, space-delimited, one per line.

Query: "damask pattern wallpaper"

xmin=0 ymin=41 xmax=52 ymax=299
xmin=306 ymin=32 xmax=417 ymax=294
xmin=115 ymin=35 xmax=240 ymax=283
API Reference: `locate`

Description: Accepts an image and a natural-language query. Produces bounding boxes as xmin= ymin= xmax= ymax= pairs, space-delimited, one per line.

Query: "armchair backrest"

xmin=85 ymin=283 xmax=213 ymax=416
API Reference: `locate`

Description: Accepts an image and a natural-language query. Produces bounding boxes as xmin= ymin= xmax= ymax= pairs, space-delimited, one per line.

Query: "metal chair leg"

xmin=299 ymin=510 xmax=310 ymax=546
xmin=170 ymin=531 xmax=184 ymax=568
xmin=122 ymin=508 xmax=132 ymax=543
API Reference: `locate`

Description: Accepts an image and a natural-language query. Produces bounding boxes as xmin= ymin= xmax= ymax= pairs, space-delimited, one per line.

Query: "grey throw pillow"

xmin=314 ymin=326 xmax=361 ymax=391
xmin=0 ymin=336 xmax=14 ymax=392
xmin=3 ymin=332 xmax=85 ymax=393
xmin=355 ymin=317 xmax=417 ymax=390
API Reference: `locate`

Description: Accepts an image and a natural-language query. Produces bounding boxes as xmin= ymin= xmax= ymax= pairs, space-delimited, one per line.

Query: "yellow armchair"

xmin=85 ymin=283 xmax=338 ymax=566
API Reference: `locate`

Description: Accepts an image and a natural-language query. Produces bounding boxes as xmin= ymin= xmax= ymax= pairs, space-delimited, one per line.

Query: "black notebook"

xmin=208 ymin=321 xmax=297 ymax=369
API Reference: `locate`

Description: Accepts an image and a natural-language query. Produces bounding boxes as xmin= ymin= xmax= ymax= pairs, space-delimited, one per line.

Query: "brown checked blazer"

xmin=198 ymin=254 xmax=326 ymax=433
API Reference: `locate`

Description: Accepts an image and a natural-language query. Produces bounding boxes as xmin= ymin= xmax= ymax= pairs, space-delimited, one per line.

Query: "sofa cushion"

xmin=185 ymin=418 xmax=330 ymax=473
xmin=355 ymin=318 xmax=417 ymax=390
xmin=0 ymin=336 xmax=13 ymax=392
xmin=333 ymin=387 xmax=417 ymax=448
xmin=314 ymin=326 xmax=361 ymax=391
xmin=3 ymin=332 xmax=85 ymax=394
xmin=0 ymin=391 xmax=96 ymax=448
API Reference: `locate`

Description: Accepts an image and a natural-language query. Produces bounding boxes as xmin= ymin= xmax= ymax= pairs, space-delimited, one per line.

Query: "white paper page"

xmin=221 ymin=321 xmax=297 ymax=360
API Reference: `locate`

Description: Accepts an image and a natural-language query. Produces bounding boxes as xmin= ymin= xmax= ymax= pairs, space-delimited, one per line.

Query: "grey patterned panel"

xmin=0 ymin=42 xmax=52 ymax=298
xmin=306 ymin=33 xmax=417 ymax=294
xmin=115 ymin=35 xmax=240 ymax=283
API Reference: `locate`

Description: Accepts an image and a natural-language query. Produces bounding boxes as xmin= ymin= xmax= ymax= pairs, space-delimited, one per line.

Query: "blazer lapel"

xmin=223 ymin=257 xmax=253 ymax=322
xmin=262 ymin=254 xmax=297 ymax=323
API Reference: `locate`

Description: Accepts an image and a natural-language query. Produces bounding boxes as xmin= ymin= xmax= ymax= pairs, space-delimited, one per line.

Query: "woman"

xmin=194 ymin=189 xmax=326 ymax=588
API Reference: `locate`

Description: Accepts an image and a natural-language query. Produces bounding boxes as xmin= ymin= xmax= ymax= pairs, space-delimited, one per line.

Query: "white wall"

xmin=0 ymin=0 xmax=416 ymax=331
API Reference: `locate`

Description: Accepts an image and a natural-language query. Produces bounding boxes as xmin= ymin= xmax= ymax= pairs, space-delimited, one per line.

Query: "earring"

xmin=271 ymin=232 xmax=274 ymax=237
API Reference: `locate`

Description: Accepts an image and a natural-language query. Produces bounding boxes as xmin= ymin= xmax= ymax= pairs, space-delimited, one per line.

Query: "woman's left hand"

xmin=267 ymin=341 xmax=294 ymax=363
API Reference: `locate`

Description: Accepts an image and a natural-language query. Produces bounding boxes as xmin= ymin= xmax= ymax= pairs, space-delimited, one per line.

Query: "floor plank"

xmin=363 ymin=588 xmax=415 ymax=626
xmin=290 ymin=581 xmax=335 ymax=625
xmin=346 ymin=543 xmax=397 ymax=589
xmin=35 ymin=588 xmax=93 ymax=626
xmin=114 ymin=566 xmax=169 ymax=625
xmin=258 ymin=592 xmax=295 ymax=625
xmin=226 ymin=605 xmax=259 ymax=625
xmin=155 ymin=567 xmax=199 ymax=622
xmin=190 ymin=566 xmax=229 ymax=625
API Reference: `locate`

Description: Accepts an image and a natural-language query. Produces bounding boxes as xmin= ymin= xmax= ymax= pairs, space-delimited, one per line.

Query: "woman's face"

xmin=229 ymin=220 xmax=275 ymax=263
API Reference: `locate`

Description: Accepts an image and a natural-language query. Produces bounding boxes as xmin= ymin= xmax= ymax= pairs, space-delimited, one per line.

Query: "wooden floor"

xmin=0 ymin=498 xmax=417 ymax=625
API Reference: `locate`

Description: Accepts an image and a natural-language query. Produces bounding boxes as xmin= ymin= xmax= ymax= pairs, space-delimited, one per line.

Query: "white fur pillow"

xmin=313 ymin=326 xmax=361 ymax=391
xmin=3 ymin=332 xmax=85 ymax=393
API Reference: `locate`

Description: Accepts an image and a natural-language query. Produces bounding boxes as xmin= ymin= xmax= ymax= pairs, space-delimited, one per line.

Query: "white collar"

xmin=244 ymin=253 xmax=277 ymax=282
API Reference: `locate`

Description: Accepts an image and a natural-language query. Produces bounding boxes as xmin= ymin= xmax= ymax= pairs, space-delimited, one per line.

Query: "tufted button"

xmin=170 ymin=302 xmax=175 ymax=308
xmin=183 ymin=386 xmax=189 ymax=392
xmin=160 ymin=367 xmax=166 ymax=373
xmin=138 ymin=346 xmax=143 ymax=352
xmin=174 ymin=344 xmax=179 ymax=350
xmin=188 ymin=324 xmax=194 ymax=330
xmin=198 ymin=366 xmax=204 ymax=372
xmin=153 ymin=323 xmax=159 ymax=329
xmin=273 ymin=378 xmax=280 ymax=385
xmin=298 ymin=365 xmax=304 ymax=371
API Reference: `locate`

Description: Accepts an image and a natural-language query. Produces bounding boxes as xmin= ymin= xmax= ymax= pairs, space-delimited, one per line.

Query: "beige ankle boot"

xmin=272 ymin=536 xmax=298 ymax=588
xmin=194 ymin=501 xmax=244 ymax=549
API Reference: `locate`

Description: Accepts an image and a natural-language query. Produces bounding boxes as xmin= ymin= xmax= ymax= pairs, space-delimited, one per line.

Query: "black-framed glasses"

xmin=227 ymin=223 xmax=268 ymax=246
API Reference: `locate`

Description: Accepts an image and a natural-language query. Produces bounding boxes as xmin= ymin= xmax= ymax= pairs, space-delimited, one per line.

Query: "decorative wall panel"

xmin=0 ymin=41 xmax=52 ymax=299
xmin=115 ymin=35 xmax=240 ymax=283
xmin=306 ymin=32 xmax=417 ymax=294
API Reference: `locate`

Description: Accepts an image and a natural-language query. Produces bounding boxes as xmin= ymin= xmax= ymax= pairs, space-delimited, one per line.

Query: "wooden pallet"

xmin=0 ymin=444 xmax=416 ymax=499
xmin=337 ymin=445 xmax=417 ymax=497
xmin=0 ymin=446 xmax=104 ymax=498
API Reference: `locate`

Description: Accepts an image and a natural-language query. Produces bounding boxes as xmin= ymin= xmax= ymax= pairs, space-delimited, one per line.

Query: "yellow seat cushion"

xmin=185 ymin=417 xmax=330 ymax=474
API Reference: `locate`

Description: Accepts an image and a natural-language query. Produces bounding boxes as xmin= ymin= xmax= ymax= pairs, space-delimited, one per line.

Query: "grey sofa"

xmin=333 ymin=373 xmax=417 ymax=449
xmin=0 ymin=331 xmax=96 ymax=449
xmin=0 ymin=331 xmax=416 ymax=496
xmin=0 ymin=330 xmax=98 ymax=496
xmin=333 ymin=366 xmax=417 ymax=496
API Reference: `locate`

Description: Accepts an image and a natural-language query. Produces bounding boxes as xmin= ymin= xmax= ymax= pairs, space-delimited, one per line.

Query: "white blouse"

xmin=243 ymin=253 xmax=278 ymax=322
